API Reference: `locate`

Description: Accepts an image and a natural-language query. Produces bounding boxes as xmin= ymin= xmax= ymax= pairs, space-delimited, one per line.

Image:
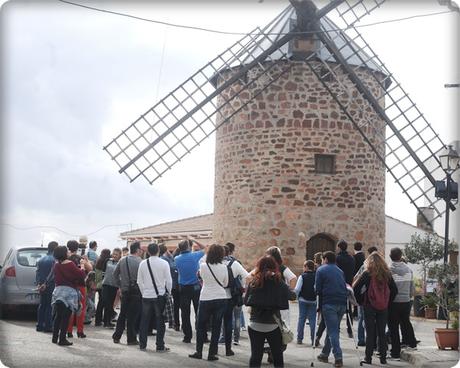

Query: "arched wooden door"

xmin=306 ymin=233 xmax=336 ymax=261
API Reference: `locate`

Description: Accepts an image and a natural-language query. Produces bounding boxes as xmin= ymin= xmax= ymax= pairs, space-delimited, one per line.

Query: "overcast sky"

xmin=1 ymin=0 xmax=458 ymax=260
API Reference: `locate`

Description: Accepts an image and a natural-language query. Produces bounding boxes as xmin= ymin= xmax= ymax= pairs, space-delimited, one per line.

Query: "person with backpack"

xmin=353 ymin=252 xmax=398 ymax=365
xmin=221 ymin=243 xmax=249 ymax=355
xmin=188 ymin=244 xmax=228 ymax=361
xmin=294 ymin=260 xmax=317 ymax=345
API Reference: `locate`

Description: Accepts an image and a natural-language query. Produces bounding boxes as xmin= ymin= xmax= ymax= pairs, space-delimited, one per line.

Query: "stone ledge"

xmin=400 ymin=346 xmax=459 ymax=367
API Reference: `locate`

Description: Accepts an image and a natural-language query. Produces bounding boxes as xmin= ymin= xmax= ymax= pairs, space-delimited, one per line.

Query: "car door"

xmin=15 ymin=248 xmax=48 ymax=301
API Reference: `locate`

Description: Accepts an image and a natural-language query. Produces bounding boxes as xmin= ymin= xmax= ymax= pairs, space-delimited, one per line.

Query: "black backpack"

xmin=227 ymin=258 xmax=244 ymax=307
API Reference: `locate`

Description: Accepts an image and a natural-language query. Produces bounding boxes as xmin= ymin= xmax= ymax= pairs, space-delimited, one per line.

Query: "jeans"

xmin=297 ymin=300 xmax=317 ymax=343
xmin=37 ymin=288 xmax=53 ymax=331
xmin=320 ymin=304 xmax=346 ymax=360
xmin=68 ymin=286 xmax=86 ymax=333
xmin=233 ymin=305 xmax=242 ymax=342
xmin=52 ymin=301 xmax=72 ymax=343
xmin=113 ymin=291 xmax=141 ymax=343
xmin=248 ymin=327 xmax=283 ymax=367
xmin=357 ymin=305 xmax=365 ymax=344
xmin=240 ymin=308 xmax=246 ymax=328
xmin=388 ymin=302 xmax=416 ymax=357
xmin=196 ymin=299 xmax=226 ymax=357
xmin=363 ymin=305 xmax=388 ymax=360
xmin=222 ymin=299 xmax=234 ymax=351
xmin=139 ymin=296 xmax=166 ymax=349
xmin=179 ymin=284 xmax=200 ymax=340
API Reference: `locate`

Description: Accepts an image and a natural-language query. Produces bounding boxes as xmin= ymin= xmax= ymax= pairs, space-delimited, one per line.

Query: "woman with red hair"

xmin=244 ymin=256 xmax=296 ymax=368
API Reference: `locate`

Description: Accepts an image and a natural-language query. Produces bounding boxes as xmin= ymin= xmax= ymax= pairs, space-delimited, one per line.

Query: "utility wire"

xmin=1 ymin=223 xmax=132 ymax=237
xmin=57 ymin=0 xmax=453 ymax=36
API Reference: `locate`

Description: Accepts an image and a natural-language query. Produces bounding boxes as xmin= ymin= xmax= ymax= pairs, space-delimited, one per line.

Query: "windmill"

xmin=104 ymin=0 xmax=450 ymax=271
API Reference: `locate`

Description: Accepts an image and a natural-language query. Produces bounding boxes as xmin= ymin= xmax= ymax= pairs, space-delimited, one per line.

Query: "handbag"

xmin=273 ymin=313 xmax=294 ymax=345
xmin=125 ymin=258 xmax=141 ymax=298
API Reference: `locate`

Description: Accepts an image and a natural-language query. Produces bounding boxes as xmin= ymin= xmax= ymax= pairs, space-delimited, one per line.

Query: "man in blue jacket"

xmin=35 ymin=241 xmax=58 ymax=332
xmin=315 ymin=251 xmax=347 ymax=368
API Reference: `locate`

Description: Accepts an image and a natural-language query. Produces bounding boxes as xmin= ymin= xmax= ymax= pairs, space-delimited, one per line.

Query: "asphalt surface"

xmin=0 ymin=304 xmax=454 ymax=368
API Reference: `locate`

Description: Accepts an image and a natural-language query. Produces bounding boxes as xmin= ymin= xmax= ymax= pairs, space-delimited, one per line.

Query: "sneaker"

xmin=139 ymin=346 xmax=147 ymax=351
xmin=208 ymin=355 xmax=219 ymax=361
xmin=334 ymin=359 xmax=343 ymax=367
xmin=241 ymin=327 xmax=246 ymax=331
xmin=127 ymin=340 xmax=139 ymax=345
xmin=389 ymin=356 xmax=400 ymax=361
xmin=156 ymin=347 xmax=170 ymax=353
xmin=297 ymin=340 xmax=303 ymax=345
xmin=226 ymin=349 xmax=235 ymax=356
xmin=358 ymin=341 xmax=366 ymax=347
xmin=58 ymin=339 xmax=73 ymax=346
xmin=317 ymin=355 xmax=328 ymax=363
xmin=405 ymin=346 xmax=417 ymax=351
xmin=233 ymin=340 xmax=239 ymax=346
xmin=67 ymin=332 xmax=73 ymax=338
xmin=360 ymin=358 xmax=372 ymax=365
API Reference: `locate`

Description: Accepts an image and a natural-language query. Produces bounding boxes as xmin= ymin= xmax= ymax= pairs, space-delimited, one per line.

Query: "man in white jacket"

xmin=137 ymin=243 xmax=172 ymax=352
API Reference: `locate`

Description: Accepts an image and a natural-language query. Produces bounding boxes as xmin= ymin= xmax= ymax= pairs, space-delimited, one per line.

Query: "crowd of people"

xmin=35 ymin=237 xmax=418 ymax=367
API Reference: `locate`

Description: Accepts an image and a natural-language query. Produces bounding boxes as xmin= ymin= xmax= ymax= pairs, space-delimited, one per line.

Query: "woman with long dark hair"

xmin=245 ymin=256 xmax=296 ymax=368
xmin=51 ymin=245 xmax=86 ymax=346
xmin=189 ymin=244 xmax=228 ymax=362
xmin=94 ymin=248 xmax=111 ymax=326
xmin=353 ymin=252 xmax=398 ymax=365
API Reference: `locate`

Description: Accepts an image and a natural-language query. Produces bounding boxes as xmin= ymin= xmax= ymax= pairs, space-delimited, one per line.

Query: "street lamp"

xmin=435 ymin=145 xmax=460 ymax=264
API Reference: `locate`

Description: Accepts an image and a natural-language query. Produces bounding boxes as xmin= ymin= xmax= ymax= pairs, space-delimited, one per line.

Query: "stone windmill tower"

xmin=104 ymin=0 xmax=449 ymax=272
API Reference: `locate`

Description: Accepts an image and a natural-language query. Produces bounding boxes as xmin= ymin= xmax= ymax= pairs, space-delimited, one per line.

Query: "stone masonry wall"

xmin=213 ymin=61 xmax=386 ymax=273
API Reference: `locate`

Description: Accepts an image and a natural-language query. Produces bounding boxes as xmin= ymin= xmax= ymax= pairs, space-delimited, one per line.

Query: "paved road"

xmin=0 ymin=304 xmax=454 ymax=368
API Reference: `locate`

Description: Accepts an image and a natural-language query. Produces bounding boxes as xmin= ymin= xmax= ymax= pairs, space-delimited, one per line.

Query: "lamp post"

xmin=438 ymin=145 xmax=460 ymax=264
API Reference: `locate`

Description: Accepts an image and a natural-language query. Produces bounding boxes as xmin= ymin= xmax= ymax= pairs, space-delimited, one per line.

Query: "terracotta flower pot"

xmin=425 ymin=307 xmax=437 ymax=319
xmin=435 ymin=328 xmax=459 ymax=350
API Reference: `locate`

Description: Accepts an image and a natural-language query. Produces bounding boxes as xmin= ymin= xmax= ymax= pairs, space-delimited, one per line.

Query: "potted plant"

xmin=420 ymin=293 xmax=438 ymax=319
xmin=429 ymin=263 xmax=459 ymax=350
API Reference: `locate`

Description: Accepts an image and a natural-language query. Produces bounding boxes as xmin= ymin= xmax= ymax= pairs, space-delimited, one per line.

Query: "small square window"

xmin=315 ymin=154 xmax=335 ymax=174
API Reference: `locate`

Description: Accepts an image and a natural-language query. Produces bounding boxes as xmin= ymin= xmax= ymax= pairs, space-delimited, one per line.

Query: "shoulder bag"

xmin=273 ymin=313 xmax=294 ymax=345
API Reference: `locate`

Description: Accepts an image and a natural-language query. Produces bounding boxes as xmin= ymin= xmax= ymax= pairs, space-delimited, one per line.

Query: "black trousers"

xmin=196 ymin=299 xmax=226 ymax=357
xmin=389 ymin=302 xmax=417 ymax=357
xmin=179 ymin=284 xmax=200 ymax=340
xmin=113 ymin=291 xmax=141 ymax=343
xmin=248 ymin=327 xmax=284 ymax=368
xmin=95 ymin=289 xmax=103 ymax=324
xmin=102 ymin=285 xmax=118 ymax=326
xmin=52 ymin=301 xmax=72 ymax=343
xmin=222 ymin=299 xmax=234 ymax=352
xmin=171 ymin=288 xmax=180 ymax=328
xmin=316 ymin=315 xmax=326 ymax=341
xmin=363 ymin=306 xmax=388 ymax=360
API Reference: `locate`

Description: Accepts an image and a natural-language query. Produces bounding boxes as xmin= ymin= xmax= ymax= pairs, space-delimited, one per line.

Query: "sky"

xmin=0 ymin=0 xmax=459 ymax=261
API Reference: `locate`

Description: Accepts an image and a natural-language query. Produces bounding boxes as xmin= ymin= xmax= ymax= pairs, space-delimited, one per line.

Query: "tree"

xmin=429 ymin=263 xmax=459 ymax=329
xmin=405 ymin=233 xmax=443 ymax=294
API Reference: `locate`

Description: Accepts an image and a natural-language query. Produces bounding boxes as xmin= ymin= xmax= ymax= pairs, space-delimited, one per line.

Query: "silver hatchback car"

xmin=0 ymin=246 xmax=49 ymax=313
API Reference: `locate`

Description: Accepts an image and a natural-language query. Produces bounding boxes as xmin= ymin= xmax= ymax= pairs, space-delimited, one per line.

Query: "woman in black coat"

xmin=244 ymin=256 xmax=296 ymax=368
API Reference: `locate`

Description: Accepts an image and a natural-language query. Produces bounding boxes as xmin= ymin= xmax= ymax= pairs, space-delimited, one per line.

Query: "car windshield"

xmin=17 ymin=249 xmax=48 ymax=267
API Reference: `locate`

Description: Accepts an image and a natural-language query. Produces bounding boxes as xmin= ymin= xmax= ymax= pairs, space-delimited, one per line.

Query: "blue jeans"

xmin=233 ymin=305 xmax=242 ymax=342
xmin=139 ymin=297 xmax=166 ymax=349
xmin=320 ymin=304 xmax=346 ymax=360
xmin=297 ymin=300 xmax=317 ymax=343
xmin=357 ymin=305 xmax=365 ymax=344
xmin=37 ymin=288 xmax=53 ymax=331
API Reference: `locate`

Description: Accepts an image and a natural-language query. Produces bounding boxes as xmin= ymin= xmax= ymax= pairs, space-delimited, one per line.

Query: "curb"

xmin=401 ymin=349 xmax=459 ymax=368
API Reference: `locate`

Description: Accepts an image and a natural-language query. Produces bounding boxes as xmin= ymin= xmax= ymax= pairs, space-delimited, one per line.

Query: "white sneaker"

xmin=404 ymin=346 xmax=417 ymax=351
xmin=241 ymin=327 xmax=246 ymax=331
xmin=233 ymin=341 xmax=239 ymax=346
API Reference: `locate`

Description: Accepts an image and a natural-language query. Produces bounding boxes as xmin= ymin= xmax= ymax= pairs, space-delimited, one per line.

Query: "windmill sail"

xmin=103 ymin=0 xmax=385 ymax=184
xmin=301 ymin=16 xmax=448 ymax=222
